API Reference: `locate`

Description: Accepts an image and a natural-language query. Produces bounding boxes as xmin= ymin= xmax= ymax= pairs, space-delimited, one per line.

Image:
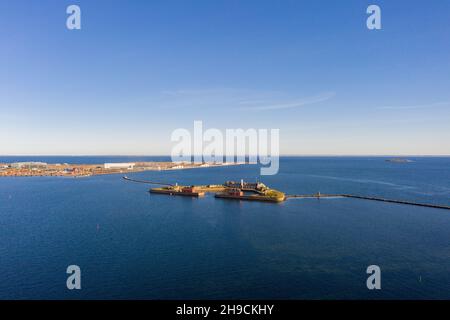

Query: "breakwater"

xmin=286 ymin=193 xmax=450 ymax=211
xmin=122 ymin=176 xmax=174 ymax=186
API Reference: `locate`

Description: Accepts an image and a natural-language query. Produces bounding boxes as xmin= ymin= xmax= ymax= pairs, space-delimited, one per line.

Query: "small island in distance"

xmin=385 ymin=158 xmax=414 ymax=163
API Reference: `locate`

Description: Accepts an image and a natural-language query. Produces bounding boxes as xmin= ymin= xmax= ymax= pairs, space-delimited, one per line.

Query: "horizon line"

xmin=1 ymin=154 xmax=450 ymax=157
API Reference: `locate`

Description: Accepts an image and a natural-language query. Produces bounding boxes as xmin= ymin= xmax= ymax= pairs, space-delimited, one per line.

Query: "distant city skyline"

xmin=1 ymin=0 xmax=450 ymax=155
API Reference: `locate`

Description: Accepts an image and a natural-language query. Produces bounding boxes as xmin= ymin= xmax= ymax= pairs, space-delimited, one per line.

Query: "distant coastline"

xmin=0 ymin=161 xmax=240 ymax=178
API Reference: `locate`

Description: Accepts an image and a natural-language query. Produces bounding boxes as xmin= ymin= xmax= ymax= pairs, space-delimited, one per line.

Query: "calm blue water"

xmin=1 ymin=156 xmax=450 ymax=299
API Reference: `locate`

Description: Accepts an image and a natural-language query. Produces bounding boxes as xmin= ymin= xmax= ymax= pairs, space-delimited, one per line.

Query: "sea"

xmin=0 ymin=156 xmax=450 ymax=299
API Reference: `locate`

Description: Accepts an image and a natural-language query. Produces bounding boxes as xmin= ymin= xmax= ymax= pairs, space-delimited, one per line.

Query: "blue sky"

xmin=1 ymin=0 xmax=449 ymax=155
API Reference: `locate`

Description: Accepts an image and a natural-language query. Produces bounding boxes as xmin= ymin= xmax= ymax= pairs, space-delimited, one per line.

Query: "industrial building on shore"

xmin=104 ymin=163 xmax=135 ymax=170
xmin=10 ymin=162 xmax=48 ymax=169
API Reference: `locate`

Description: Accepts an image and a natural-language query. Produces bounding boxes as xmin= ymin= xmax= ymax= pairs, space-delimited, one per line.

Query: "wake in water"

xmin=302 ymin=174 xmax=415 ymax=190
xmin=287 ymin=196 xmax=345 ymax=200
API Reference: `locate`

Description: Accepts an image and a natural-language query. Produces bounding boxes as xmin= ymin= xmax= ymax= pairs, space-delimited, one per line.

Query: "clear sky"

xmin=1 ymin=0 xmax=449 ymax=155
